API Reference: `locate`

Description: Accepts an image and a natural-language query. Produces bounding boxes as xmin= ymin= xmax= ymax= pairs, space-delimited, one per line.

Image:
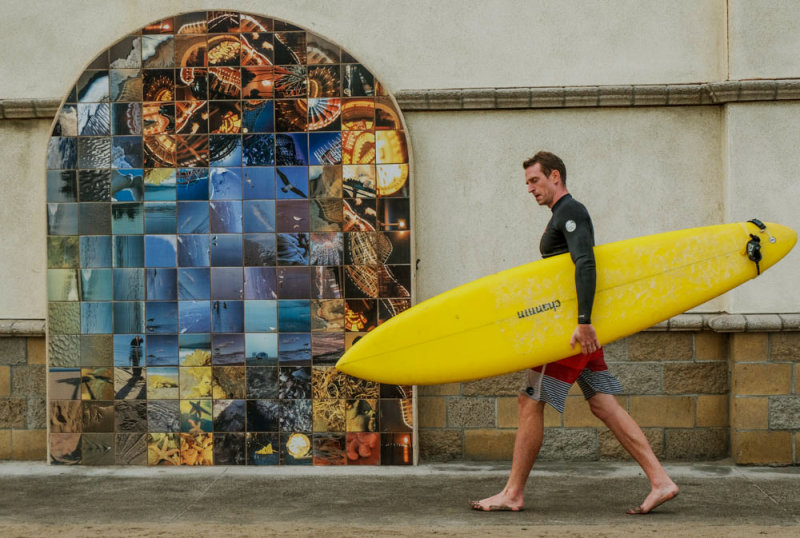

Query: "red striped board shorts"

xmin=521 ymin=348 xmax=622 ymax=413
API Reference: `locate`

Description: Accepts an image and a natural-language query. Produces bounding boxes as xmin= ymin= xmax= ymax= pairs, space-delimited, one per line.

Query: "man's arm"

xmin=563 ymin=208 xmax=600 ymax=354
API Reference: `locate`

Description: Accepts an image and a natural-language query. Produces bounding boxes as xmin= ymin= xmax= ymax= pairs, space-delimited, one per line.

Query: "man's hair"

xmin=522 ymin=151 xmax=567 ymax=185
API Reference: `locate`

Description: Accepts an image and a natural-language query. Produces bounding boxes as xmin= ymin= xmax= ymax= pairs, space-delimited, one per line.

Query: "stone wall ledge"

xmin=0 ymin=320 xmax=46 ymax=337
xmin=2 ymin=314 xmax=798 ymax=337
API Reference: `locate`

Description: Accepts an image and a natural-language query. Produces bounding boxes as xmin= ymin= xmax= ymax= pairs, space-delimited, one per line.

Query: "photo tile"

xmin=210 ymin=135 xmax=242 ymax=166
xmin=276 ymin=233 xmax=309 ymax=265
xmin=274 ymin=66 xmax=307 ymax=98
xmin=82 ymin=400 xmax=115 ymax=432
xmin=279 ymin=400 xmax=312 ymax=432
xmin=276 ymin=167 xmax=308 ymax=199
xmin=143 ymin=69 xmax=175 ymax=101
xmin=312 ymin=398 xmax=346 ymax=432
xmin=115 ymin=400 xmax=149 ymax=432
xmin=243 ymin=200 xmax=275 ymax=233
xmin=177 ymin=234 xmax=210 ymax=266
xmin=244 ymin=266 xmax=278 ymax=299
xmin=309 ymin=132 xmax=341 ymax=166
xmin=114 ymin=367 xmax=147 ymax=400
xmin=310 ymin=299 xmax=345 ymax=332
xmin=279 ymin=333 xmax=311 ymax=365
xmin=241 ymin=32 xmax=273 ymax=66
xmin=341 ymin=99 xmax=374 ymax=130
xmin=313 ymin=433 xmax=346 ymax=465
xmin=346 ymin=398 xmax=377 ymax=432
xmin=213 ymin=432 xmax=246 ymax=464
xmin=142 ymin=35 xmax=175 ymax=68
xmin=174 ymin=101 xmax=207 ymax=134
xmin=246 ymin=399 xmax=279 ymax=432
xmin=48 ymin=301 xmax=81 ymax=334
xmin=311 ymin=332 xmax=344 ymax=364
xmin=112 ymin=103 xmax=143 ymax=135
xmin=211 ymin=299 xmax=244 ymax=333
xmin=242 ymin=134 xmax=275 ymax=166
xmin=180 ymin=333 xmax=212 ymax=365
xmin=208 ymin=67 xmax=241 ymax=99
xmin=274 ymin=32 xmax=307 ymax=65
xmin=143 ymin=102 xmax=175 ymax=135
xmin=146 ymin=334 xmax=179 ymax=365
xmin=178 ymin=268 xmax=211 ymax=300
xmin=80 ymin=335 xmax=113 ymax=367
xmin=306 ymin=34 xmax=340 ymax=65
xmin=247 ymin=432 xmax=279 ymax=465
xmin=116 ymin=433 xmax=148 ymax=465
xmin=342 ymin=165 xmax=376 ymax=198
xmin=110 ymin=69 xmax=143 ymax=102
xmin=211 ymin=366 xmax=245 ymax=399
xmin=211 ymin=334 xmax=245 ymax=366
xmin=47 ymin=170 xmax=78 ymax=203
xmin=244 ymin=300 xmax=278 ymax=333
xmin=53 ymin=104 xmax=79 ymax=137
xmin=147 ymin=367 xmax=180 ymax=399
xmin=112 ymin=268 xmax=144 ymax=300
xmin=47 ymin=236 xmax=79 ymax=268
xmin=380 ymin=433 xmax=413 ymax=465
xmin=47 ymin=137 xmax=78 ymax=170
xmin=50 ymin=400 xmax=83 ymax=433
xmin=144 ymin=202 xmax=177 ymax=234
xmin=48 ymin=10 xmax=413 ymax=466
xmin=275 ymin=133 xmax=308 ymax=165
xmin=78 ymin=70 xmax=110 ymax=103
xmin=148 ymin=400 xmax=180 ymax=432
xmin=176 ymin=202 xmax=209 ymax=233
xmin=246 ymin=366 xmax=279 ymax=399
xmin=175 ymin=35 xmax=208 ymax=68
xmin=180 ymin=400 xmax=212 ymax=433
xmin=78 ymin=136 xmax=111 ymax=168
xmin=279 ymin=367 xmax=311 ymax=399
xmin=147 ymin=432 xmax=180 ymax=465
xmin=143 ymin=134 xmax=176 ymax=168
xmin=242 ymin=101 xmax=274 ymax=134
xmin=345 ymin=432 xmax=380 ymax=465
xmin=277 ymin=299 xmax=310 ymax=332
xmin=175 ymin=67 xmax=208 ymax=100
xmin=50 ymin=433 xmax=82 ymax=465
xmin=242 ymin=66 xmax=275 ymax=99
xmin=281 ymin=432 xmax=313 ymax=465
xmin=245 ymin=333 xmax=278 ymax=365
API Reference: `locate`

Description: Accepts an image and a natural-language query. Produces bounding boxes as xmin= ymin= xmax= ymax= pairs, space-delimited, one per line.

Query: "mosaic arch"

xmin=45 ymin=11 xmax=413 ymax=466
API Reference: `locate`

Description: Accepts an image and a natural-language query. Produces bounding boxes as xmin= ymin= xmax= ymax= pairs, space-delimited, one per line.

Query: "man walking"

xmin=470 ymin=151 xmax=678 ymax=515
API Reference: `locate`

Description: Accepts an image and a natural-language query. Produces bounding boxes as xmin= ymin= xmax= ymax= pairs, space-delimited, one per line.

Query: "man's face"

xmin=525 ymin=163 xmax=558 ymax=207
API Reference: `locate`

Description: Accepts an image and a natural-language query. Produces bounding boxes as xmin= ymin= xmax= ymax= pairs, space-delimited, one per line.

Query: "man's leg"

xmin=470 ymin=395 xmax=545 ymax=511
xmin=588 ymin=393 xmax=679 ymax=514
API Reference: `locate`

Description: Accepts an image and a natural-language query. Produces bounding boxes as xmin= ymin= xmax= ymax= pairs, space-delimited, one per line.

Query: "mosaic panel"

xmin=46 ymin=11 xmax=413 ymax=465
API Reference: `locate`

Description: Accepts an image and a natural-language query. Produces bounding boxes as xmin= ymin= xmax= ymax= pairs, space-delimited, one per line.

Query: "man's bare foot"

xmin=626 ymin=483 xmax=679 ymax=515
xmin=469 ymin=490 xmax=524 ymax=512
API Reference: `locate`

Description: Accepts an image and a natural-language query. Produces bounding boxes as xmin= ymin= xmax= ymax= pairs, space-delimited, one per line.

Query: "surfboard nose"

xmin=758 ymin=222 xmax=797 ymax=271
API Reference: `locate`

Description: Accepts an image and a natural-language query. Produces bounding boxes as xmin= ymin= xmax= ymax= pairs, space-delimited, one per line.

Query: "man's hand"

xmin=570 ymin=323 xmax=599 ymax=355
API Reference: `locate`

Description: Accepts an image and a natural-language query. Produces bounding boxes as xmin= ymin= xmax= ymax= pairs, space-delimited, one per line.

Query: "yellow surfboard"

xmin=335 ymin=221 xmax=796 ymax=385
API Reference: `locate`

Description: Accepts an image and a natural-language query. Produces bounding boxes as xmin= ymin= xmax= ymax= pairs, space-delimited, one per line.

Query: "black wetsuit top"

xmin=539 ymin=194 xmax=596 ymax=325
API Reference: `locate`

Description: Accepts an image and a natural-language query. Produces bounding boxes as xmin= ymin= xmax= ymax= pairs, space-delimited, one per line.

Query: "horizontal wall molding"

xmin=395 ymin=80 xmax=800 ymax=110
xmin=2 ymin=314 xmax=799 ymax=337
xmin=3 ymin=80 xmax=800 ymax=119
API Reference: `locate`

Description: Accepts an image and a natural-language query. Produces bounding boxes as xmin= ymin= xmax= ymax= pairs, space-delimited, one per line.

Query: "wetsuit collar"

xmin=550 ymin=193 xmax=572 ymax=212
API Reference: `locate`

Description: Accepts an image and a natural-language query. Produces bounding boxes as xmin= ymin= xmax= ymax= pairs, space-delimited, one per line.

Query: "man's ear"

xmin=549 ymin=169 xmax=562 ymax=185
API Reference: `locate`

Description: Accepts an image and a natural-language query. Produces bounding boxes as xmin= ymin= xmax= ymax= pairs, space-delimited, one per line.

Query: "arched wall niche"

xmin=45 ymin=10 xmax=414 ymax=466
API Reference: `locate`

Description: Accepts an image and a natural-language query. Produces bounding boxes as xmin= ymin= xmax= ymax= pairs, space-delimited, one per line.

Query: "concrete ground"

xmin=0 ymin=460 xmax=799 ymax=537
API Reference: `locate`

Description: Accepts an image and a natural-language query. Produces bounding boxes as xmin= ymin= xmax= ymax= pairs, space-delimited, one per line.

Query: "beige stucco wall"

xmin=729 ymin=0 xmax=800 ymax=81
xmin=1 ymin=0 xmax=725 ymax=99
xmin=408 ymin=107 xmax=727 ymax=311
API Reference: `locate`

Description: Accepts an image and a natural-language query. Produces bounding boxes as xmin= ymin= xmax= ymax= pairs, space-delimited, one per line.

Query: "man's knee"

xmin=518 ymin=394 xmax=545 ymax=420
xmin=588 ymin=393 xmax=620 ymax=421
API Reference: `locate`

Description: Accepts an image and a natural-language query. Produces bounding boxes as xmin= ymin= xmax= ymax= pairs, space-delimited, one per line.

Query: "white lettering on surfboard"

xmin=517 ymin=300 xmax=561 ymax=319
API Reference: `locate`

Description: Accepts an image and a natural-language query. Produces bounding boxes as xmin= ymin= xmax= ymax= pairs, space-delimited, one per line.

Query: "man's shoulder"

xmin=554 ymin=195 xmax=591 ymax=220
